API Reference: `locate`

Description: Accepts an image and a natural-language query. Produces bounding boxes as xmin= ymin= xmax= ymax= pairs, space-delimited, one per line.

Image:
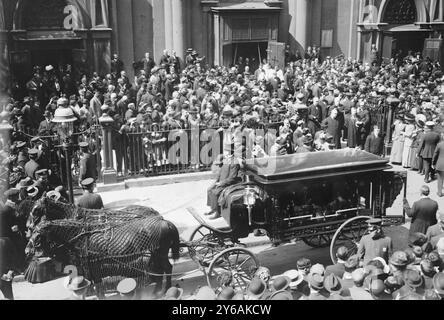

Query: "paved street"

xmin=11 ymin=164 xmax=444 ymax=300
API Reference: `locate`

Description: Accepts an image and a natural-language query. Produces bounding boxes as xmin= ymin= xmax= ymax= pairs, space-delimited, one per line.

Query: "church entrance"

xmin=223 ymin=41 xmax=268 ymax=71
xmin=381 ymin=30 xmax=430 ymax=62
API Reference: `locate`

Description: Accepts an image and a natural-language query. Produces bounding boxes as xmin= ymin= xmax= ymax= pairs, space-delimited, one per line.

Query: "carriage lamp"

xmin=52 ymin=98 xmax=77 ymax=203
xmin=244 ymin=187 xmax=257 ymax=226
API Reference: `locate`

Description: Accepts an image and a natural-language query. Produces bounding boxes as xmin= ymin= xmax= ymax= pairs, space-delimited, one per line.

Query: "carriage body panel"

xmin=222 ymin=149 xmax=406 ymax=245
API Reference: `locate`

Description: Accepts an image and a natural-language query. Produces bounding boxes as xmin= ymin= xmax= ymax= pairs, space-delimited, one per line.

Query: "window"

xmin=95 ymin=0 xmax=104 ymax=26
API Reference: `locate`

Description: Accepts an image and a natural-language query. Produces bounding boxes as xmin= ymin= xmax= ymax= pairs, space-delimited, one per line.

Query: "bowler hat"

xmin=247 ymin=277 xmax=267 ymax=299
xmin=271 ymin=276 xmax=291 ymax=292
xmin=389 ymin=251 xmax=409 ymax=267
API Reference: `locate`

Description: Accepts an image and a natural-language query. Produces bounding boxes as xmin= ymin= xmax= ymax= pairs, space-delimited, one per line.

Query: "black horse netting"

xmin=39 ymin=212 xmax=175 ymax=293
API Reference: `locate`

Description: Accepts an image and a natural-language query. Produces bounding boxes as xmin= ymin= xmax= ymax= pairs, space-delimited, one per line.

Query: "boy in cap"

xmin=76 ymin=178 xmax=104 ymax=210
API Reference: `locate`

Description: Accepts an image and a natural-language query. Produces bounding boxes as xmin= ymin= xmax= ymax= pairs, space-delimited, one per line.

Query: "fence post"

xmin=99 ymin=114 xmax=117 ymax=185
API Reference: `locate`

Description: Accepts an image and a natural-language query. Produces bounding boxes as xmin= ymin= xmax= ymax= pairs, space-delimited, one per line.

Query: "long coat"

xmin=322 ymin=117 xmax=342 ymax=149
xmin=405 ymin=197 xmax=438 ymax=235
xmin=364 ymin=134 xmax=384 ymax=156
xmin=432 ymin=141 xmax=444 ymax=171
xmin=390 ymin=121 xmax=406 ymax=164
xmin=419 ymin=131 xmax=440 ymax=159
xmin=345 ymin=116 xmax=359 ymax=148
xmin=357 ymin=233 xmax=393 ymax=265
xmin=79 ymin=153 xmax=97 ymax=181
xmin=207 ymin=162 xmax=241 ymax=212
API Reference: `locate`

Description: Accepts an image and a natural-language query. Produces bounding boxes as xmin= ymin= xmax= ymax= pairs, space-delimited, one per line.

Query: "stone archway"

xmin=377 ymin=0 xmax=429 ymax=24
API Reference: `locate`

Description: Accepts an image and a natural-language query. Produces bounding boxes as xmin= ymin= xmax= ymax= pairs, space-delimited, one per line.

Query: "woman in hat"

xmin=390 ymin=114 xmax=406 ymax=165
xmin=401 ymin=114 xmax=416 ymax=168
xmin=410 ymin=119 xmax=425 ymax=173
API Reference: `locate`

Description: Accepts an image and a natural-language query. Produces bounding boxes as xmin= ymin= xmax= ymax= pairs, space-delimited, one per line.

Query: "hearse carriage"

xmin=187 ymin=149 xmax=406 ymax=292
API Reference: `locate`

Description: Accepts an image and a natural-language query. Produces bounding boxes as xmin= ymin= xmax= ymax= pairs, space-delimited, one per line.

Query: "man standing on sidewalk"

xmin=419 ymin=122 xmax=440 ymax=184
xmin=404 ymin=185 xmax=438 ymax=235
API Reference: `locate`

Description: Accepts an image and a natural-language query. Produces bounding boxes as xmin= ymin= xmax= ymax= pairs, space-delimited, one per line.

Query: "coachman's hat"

xmin=81 ymin=178 xmax=95 ymax=188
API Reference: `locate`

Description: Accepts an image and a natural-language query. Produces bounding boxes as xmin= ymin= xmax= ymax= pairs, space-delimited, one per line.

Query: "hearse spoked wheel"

xmin=188 ymin=225 xmax=225 ymax=267
xmin=206 ymin=248 xmax=259 ymax=295
xmin=302 ymin=233 xmax=332 ymax=248
xmin=330 ymin=216 xmax=369 ymax=264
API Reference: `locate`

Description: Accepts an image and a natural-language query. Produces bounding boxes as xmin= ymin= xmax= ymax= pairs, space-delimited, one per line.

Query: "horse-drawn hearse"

xmin=188 ymin=148 xmax=407 ymax=292
xmin=25 ymin=149 xmax=407 ymax=297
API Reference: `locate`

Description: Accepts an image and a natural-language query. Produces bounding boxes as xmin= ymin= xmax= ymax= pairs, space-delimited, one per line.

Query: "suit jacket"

xmin=406 ymin=197 xmax=438 ymax=234
xmin=76 ymin=192 xmax=104 ymax=210
xmin=357 ymin=233 xmax=392 ymax=265
xmin=432 ymin=141 xmax=444 ymax=171
xmin=419 ymin=131 xmax=440 ymax=159
xmin=364 ymin=134 xmax=384 ymax=156
xmin=24 ymin=159 xmax=40 ymax=180
xmin=38 ymin=120 xmax=55 ymax=136
xmin=79 ymin=153 xmax=97 ymax=181
xmin=325 ymin=263 xmax=346 ymax=278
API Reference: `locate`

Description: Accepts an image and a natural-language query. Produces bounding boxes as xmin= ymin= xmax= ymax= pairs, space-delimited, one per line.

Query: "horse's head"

xmin=25 ymin=222 xmax=51 ymax=260
xmin=27 ymin=196 xmax=48 ymax=231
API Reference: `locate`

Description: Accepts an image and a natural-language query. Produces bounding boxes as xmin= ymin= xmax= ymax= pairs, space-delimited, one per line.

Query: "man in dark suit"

xmin=321 ymin=108 xmax=342 ymax=149
xmin=111 ymin=53 xmax=124 ymax=79
xmin=38 ymin=111 xmax=55 ymax=136
xmin=141 ymin=52 xmax=156 ymax=77
xmin=419 ymin=122 xmax=441 ymax=183
xmin=307 ymin=97 xmax=323 ymax=136
xmin=432 ymin=134 xmax=444 ymax=197
xmin=325 ymin=246 xmax=349 ymax=278
xmin=206 ymin=147 xmax=241 ymax=220
xmin=24 ymin=149 xmax=40 ymax=180
xmin=364 ymin=125 xmax=384 ymax=156
xmin=76 ymin=178 xmax=104 ymax=210
xmin=90 ymin=91 xmax=103 ymax=120
xmin=404 ymin=185 xmax=438 ymax=235
xmin=78 ymin=142 xmax=97 ymax=183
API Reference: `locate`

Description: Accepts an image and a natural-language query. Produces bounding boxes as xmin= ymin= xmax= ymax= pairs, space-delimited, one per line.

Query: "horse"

xmin=27 ymin=196 xmax=161 ymax=232
xmin=25 ymin=215 xmax=181 ymax=298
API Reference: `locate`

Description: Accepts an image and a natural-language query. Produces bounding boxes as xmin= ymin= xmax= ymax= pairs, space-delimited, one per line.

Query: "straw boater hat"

xmin=282 ymin=270 xmax=304 ymax=289
xmin=66 ymin=276 xmax=91 ymax=292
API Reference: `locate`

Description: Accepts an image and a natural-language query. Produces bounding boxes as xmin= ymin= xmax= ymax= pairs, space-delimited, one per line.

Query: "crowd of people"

xmin=59 ymin=215 xmax=444 ymax=300
xmin=2 ymin=43 xmax=444 ymax=300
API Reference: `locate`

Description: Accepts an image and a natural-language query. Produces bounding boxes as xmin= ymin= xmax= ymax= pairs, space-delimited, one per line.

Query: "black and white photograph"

xmin=1 ymin=0 xmax=444 ymax=304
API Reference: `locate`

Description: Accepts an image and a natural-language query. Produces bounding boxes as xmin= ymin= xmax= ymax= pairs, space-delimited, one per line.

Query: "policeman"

xmin=78 ymin=142 xmax=97 ymax=184
xmin=357 ymin=218 xmax=393 ymax=265
xmin=24 ymin=149 xmax=40 ymax=180
xmin=76 ymin=178 xmax=104 ymax=210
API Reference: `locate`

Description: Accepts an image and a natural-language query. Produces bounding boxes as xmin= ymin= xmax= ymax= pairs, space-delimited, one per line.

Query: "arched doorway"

xmin=380 ymin=0 xmax=431 ymax=62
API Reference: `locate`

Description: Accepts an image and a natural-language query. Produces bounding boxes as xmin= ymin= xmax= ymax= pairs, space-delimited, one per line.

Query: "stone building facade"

xmin=1 ymin=0 xmax=444 ymax=90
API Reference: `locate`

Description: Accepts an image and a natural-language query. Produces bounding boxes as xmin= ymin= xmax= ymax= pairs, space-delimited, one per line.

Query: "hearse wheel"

xmin=188 ymin=225 xmax=225 ymax=266
xmin=330 ymin=216 xmax=369 ymax=264
xmin=206 ymin=248 xmax=260 ymax=295
xmin=302 ymin=234 xmax=332 ymax=248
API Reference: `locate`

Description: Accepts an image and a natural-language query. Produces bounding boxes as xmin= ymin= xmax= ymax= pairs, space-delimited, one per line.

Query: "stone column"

xmin=171 ymin=0 xmax=185 ymax=60
xmin=213 ymin=13 xmax=221 ymax=66
xmin=0 ymin=30 xmax=9 ymax=94
xmin=164 ymin=0 xmax=173 ymax=51
xmin=289 ymin=0 xmax=311 ymax=53
xmin=99 ymin=114 xmax=117 ymax=184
